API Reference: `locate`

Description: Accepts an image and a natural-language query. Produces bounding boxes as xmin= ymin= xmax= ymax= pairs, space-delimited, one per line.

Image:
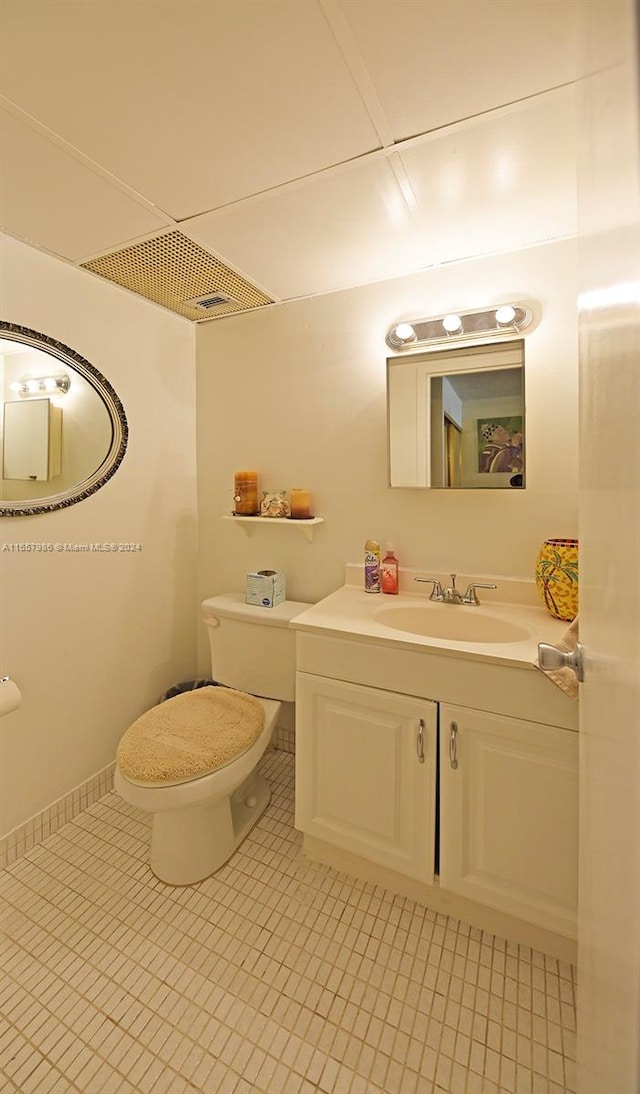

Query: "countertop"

xmin=289 ymin=579 xmax=573 ymax=670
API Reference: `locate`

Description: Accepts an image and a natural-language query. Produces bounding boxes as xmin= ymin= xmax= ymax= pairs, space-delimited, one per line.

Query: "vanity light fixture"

xmin=10 ymin=374 xmax=71 ymax=396
xmin=386 ymin=302 xmax=533 ymax=351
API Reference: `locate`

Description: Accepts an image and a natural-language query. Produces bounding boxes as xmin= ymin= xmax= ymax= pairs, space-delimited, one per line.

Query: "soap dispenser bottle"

xmin=381 ymin=544 xmax=399 ymax=595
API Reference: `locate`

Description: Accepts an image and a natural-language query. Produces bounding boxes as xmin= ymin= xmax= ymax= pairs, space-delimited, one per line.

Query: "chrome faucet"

xmin=415 ymin=573 xmax=497 ymax=605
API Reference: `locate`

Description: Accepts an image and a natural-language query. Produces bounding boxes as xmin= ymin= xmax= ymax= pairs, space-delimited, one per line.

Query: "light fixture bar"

xmin=386 ymin=303 xmax=533 ymax=351
xmin=10 ymin=374 xmax=71 ymax=396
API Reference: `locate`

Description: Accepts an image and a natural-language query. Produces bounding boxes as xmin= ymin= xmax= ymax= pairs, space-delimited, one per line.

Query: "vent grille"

xmin=183 ymin=291 xmax=237 ymax=311
xmin=80 ymin=231 xmax=273 ymax=322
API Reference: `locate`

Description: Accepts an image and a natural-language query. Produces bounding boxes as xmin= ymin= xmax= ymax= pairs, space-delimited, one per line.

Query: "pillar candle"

xmin=233 ymin=471 xmax=259 ymax=515
xmin=289 ymin=488 xmax=312 ymax=519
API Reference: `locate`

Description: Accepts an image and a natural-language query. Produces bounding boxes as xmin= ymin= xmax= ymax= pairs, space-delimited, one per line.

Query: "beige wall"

xmin=0 ymin=234 xmax=198 ymax=836
xmin=0 ymin=233 xmax=579 ymax=834
xmin=195 ymin=238 xmax=578 ymax=660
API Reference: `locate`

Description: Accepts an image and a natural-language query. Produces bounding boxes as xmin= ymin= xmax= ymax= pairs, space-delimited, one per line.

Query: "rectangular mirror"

xmin=387 ymin=340 xmax=525 ymax=489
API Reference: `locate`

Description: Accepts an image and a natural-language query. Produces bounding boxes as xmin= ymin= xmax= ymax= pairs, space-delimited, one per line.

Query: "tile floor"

xmin=0 ymin=750 xmax=576 ymax=1094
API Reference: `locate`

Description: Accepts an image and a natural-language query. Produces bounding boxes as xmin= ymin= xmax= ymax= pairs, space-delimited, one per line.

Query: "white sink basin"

xmin=373 ymin=604 xmax=533 ymax=644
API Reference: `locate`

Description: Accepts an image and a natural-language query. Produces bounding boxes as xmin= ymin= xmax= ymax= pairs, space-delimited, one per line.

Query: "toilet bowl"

xmin=114 ymin=594 xmax=308 ymax=885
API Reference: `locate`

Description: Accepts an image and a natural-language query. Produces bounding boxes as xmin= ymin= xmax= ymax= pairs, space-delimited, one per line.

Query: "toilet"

xmin=114 ymin=593 xmax=308 ymax=885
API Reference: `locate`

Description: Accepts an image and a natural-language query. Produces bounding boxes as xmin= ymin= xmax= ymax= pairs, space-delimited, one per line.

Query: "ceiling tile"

xmin=181 ymin=89 xmax=576 ymax=302
xmin=0 ymin=106 xmax=172 ymax=262
xmin=0 ymin=0 xmax=381 ymax=221
xmin=181 ymin=157 xmax=434 ymax=300
xmin=339 ymin=0 xmax=580 ymax=140
xmin=399 ymin=88 xmax=577 ymax=265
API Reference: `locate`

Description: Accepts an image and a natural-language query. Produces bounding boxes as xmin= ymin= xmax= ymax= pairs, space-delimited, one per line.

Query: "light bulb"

xmin=495 ymin=305 xmax=516 ymax=326
xmin=442 ymin=314 xmax=462 ymax=334
xmin=394 ymin=323 xmax=416 ymax=342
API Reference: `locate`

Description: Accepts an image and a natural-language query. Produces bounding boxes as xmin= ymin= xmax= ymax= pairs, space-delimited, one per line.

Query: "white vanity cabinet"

xmin=292 ymin=608 xmax=579 ymax=955
xmin=295 ymin=673 xmax=437 ymax=883
xmin=439 ymin=704 xmax=578 ymax=937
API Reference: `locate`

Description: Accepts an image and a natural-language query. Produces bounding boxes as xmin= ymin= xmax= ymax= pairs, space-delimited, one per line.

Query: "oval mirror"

xmin=0 ymin=322 xmax=127 ymax=516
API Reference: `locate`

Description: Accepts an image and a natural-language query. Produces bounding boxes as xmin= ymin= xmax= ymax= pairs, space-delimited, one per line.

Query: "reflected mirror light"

xmin=10 ymin=374 xmax=71 ymax=396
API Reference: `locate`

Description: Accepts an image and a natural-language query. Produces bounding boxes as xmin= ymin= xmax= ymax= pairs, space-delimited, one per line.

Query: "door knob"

xmin=538 ymin=641 xmax=584 ymax=682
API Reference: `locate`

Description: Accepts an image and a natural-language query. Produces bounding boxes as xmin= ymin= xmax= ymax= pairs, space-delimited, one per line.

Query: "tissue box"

xmin=246 ymin=570 xmax=286 ymax=607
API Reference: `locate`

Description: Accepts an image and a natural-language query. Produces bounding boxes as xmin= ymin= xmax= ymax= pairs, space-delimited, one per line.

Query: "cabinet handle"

xmin=416 ymin=718 xmax=426 ymax=763
xmin=449 ymin=721 xmax=459 ymax=769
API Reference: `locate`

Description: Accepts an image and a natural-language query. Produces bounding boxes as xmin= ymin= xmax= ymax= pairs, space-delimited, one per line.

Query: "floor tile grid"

xmin=1 ymin=778 xmax=428 ymax=1094
xmin=0 ymin=751 xmax=576 ymax=1094
xmin=0 ymin=757 xmax=577 ymax=1094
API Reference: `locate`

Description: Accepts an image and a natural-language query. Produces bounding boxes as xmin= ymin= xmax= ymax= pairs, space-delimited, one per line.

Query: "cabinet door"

xmin=3 ymin=398 xmax=50 ymax=480
xmin=295 ymin=673 xmax=437 ymax=883
xmin=440 ymin=704 xmax=578 ymax=937
xmin=2 ymin=399 xmax=62 ymax=481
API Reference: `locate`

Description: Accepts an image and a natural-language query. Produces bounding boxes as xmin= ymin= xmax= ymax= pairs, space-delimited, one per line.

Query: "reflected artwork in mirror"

xmin=0 ymin=323 xmax=128 ymax=516
xmin=387 ymin=340 xmax=525 ymax=489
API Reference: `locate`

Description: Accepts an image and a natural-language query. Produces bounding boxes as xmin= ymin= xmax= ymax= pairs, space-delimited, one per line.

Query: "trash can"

xmin=160 ymin=678 xmax=217 ymax=702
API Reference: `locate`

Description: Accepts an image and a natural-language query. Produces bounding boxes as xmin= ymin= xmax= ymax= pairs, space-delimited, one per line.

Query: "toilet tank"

xmin=202 ymin=594 xmax=310 ymax=702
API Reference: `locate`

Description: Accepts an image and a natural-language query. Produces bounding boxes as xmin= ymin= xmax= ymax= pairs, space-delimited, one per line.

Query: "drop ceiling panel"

xmin=182 ymin=157 xmax=434 ymax=300
xmin=181 ymin=91 xmax=576 ymax=302
xmin=339 ymin=0 xmax=580 ymax=140
xmin=0 ymin=0 xmax=381 ymax=221
xmin=399 ymin=88 xmax=577 ymax=266
xmin=0 ymin=106 xmax=172 ymax=262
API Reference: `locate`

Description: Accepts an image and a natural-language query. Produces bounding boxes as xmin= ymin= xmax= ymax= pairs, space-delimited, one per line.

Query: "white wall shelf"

xmin=223 ymin=515 xmax=324 ymax=542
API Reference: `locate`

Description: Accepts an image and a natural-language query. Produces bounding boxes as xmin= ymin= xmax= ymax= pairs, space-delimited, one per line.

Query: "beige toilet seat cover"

xmin=117 ymin=686 xmax=265 ymax=783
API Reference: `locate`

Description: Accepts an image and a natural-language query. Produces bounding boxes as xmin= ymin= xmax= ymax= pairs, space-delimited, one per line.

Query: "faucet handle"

xmin=461 ymin=582 xmax=497 ymax=605
xmin=414 ymin=577 xmax=444 ymax=601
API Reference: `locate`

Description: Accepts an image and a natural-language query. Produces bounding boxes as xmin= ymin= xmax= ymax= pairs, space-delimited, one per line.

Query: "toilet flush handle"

xmin=203 ymin=613 xmax=220 ymax=627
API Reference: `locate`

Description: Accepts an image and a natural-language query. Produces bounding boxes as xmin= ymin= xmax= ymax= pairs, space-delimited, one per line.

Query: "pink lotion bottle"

xmin=381 ymin=544 xmax=399 ymax=595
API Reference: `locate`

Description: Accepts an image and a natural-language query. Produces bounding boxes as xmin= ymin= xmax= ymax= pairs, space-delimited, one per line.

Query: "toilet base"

xmin=150 ymin=771 xmax=271 ymax=885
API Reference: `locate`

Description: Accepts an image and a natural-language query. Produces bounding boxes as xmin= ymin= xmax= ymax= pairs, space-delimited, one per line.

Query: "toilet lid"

xmin=117 ymin=686 xmax=265 ymax=784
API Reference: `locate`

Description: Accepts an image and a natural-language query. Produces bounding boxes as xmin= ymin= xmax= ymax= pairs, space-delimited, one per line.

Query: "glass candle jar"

xmin=233 ymin=471 xmax=259 ymax=515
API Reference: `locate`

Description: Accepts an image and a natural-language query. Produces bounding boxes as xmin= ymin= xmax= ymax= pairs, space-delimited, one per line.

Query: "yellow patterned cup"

xmin=535 ymin=538 xmax=579 ymax=621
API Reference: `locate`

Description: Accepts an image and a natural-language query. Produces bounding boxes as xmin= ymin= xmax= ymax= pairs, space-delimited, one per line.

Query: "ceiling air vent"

xmin=80 ymin=230 xmax=273 ymax=321
xmin=183 ymin=292 xmax=237 ymax=311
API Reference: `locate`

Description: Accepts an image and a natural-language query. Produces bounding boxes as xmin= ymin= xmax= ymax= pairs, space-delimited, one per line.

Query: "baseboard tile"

xmin=0 ymin=762 xmax=116 ymax=870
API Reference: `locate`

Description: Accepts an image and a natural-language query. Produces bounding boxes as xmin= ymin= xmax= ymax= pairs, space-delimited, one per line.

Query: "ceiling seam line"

xmin=172 ymin=82 xmax=577 ymax=226
xmin=317 ymin=0 xmax=396 ymax=148
xmin=0 ymin=94 xmax=178 ymax=226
